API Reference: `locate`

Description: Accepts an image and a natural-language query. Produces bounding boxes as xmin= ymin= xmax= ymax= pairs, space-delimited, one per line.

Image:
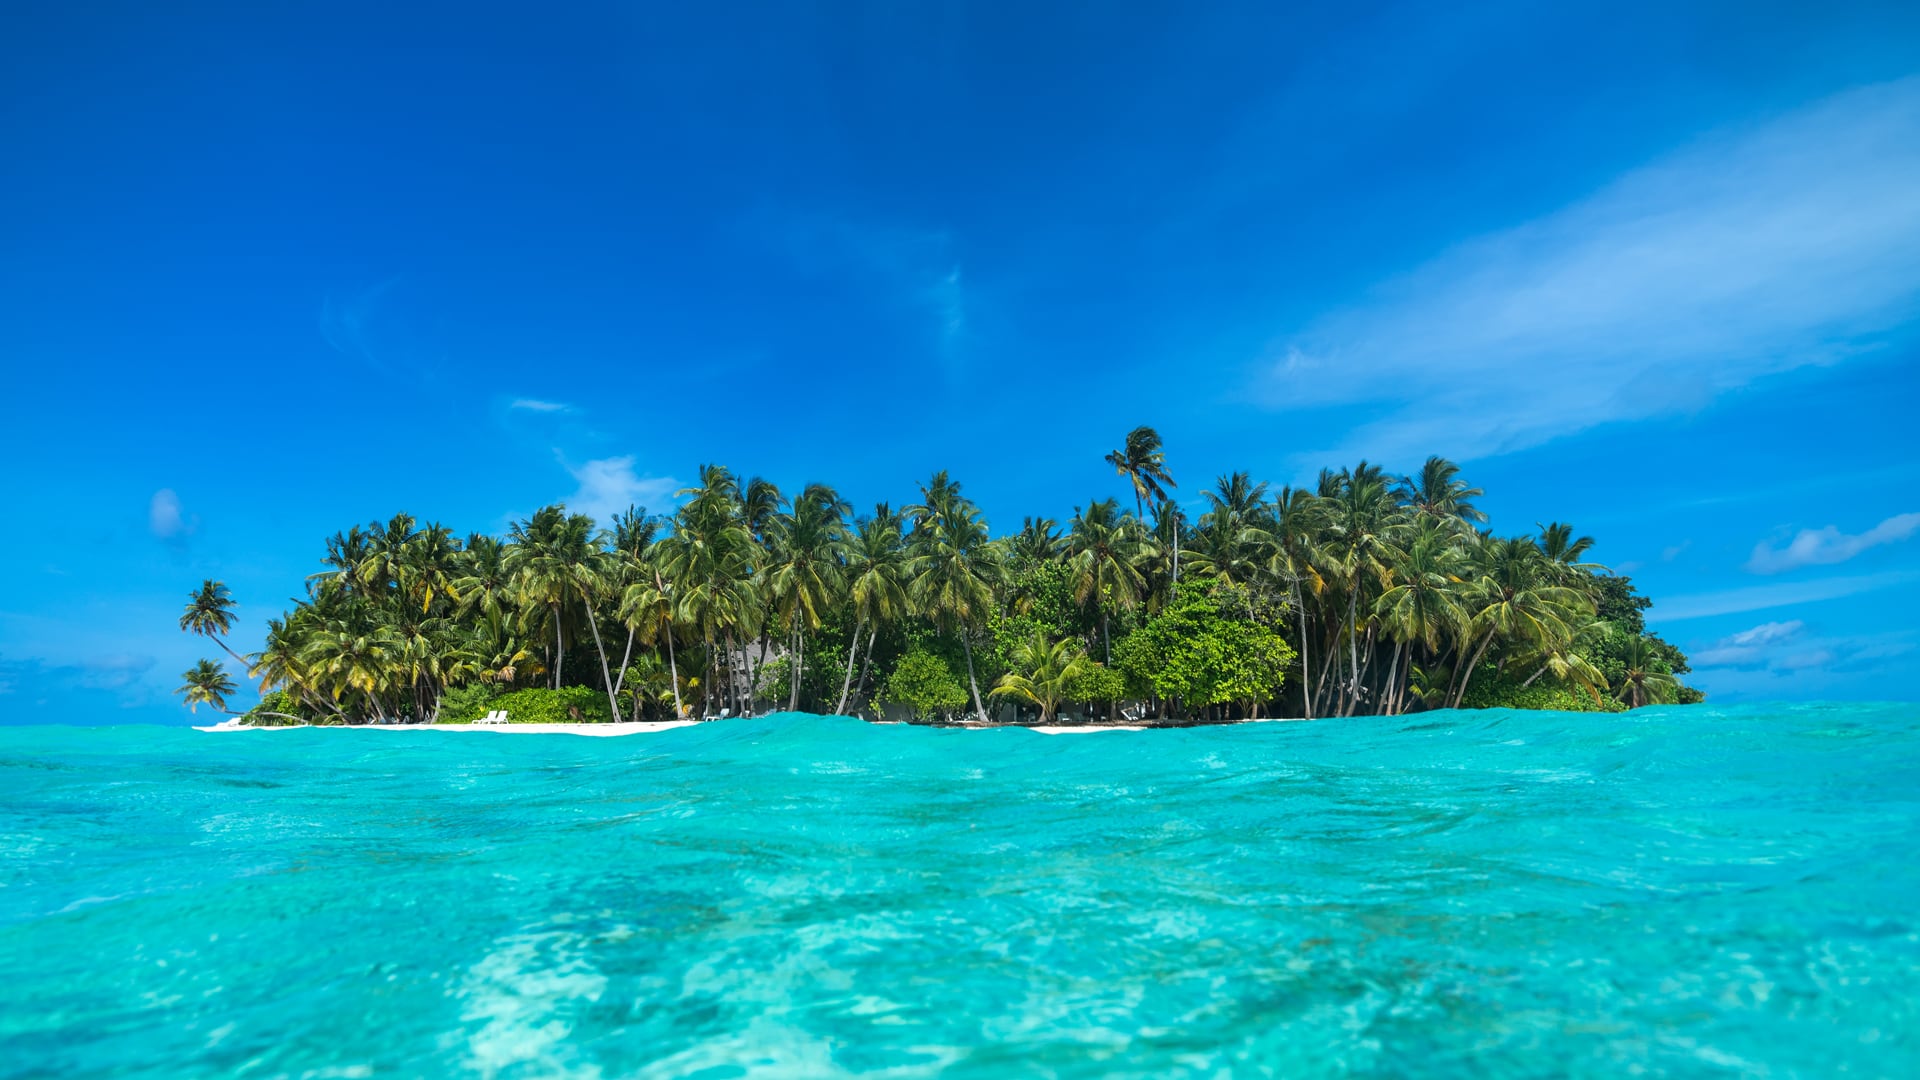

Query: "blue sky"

xmin=3 ymin=1 xmax=1918 ymax=723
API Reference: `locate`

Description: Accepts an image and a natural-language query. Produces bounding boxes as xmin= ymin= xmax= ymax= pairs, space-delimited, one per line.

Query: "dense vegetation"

xmin=176 ymin=428 xmax=1698 ymax=725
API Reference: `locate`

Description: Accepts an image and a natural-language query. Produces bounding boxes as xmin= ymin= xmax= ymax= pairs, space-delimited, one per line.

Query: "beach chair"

xmin=700 ymin=708 xmax=732 ymax=722
xmin=1120 ymin=705 xmax=1144 ymax=723
xmin=477 ymin=710 xmax=508 ymax=725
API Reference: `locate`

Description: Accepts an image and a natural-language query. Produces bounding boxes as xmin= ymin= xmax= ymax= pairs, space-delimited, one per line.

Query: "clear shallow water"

xmin=2 ymin=704 xmax=1916 ymax=1078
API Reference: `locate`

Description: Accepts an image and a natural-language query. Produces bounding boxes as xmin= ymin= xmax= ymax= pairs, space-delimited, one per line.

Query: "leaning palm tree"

xmin=1105 ymin=425 xmax=1177 ymax=520
xmin=836 ymin=505 xmax=911 ymax=715
xmin=1374 ymin=519 xmax=1469 ymax=715
xmin=179 ymin=580 xmax=248 ymax=666
xmin=1450 ymin=535 xmax=1592 ymax=709
xmin=991 ymin=629 xmax=1096 ymax=725
xmin=176 ymin=659 xmax=238 ymax=714
xmin=620 ymin=567 xmax=685 ymax=719
xmin=1615 ymin=636 xmax=1680 ymax=708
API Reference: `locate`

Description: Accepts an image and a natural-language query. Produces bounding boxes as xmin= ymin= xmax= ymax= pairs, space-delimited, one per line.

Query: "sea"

xmin=2 ymin=703 xmax=1916 ymax=1078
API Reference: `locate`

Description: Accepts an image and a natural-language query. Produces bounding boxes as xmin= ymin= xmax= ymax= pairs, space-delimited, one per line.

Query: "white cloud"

xmin=149 ymin=489 xmax=187 ymax=540
xmin=561 ymin=456 xmax=678 ymax=527
xmin=1266 ymin=77 xmax=1920 ymax=464
xmin=1691 ymin=620 xmax=1804 ymax=667
xmin=1650 ymin=570 xmax=1920 ymax=622
xmin=1746 ymin=511 xmax=1920 ymax=574
xmin=511 ymin=399 xmax=570 ymax=413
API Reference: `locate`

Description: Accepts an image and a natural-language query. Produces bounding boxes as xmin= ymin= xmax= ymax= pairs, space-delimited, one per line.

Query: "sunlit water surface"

xmin=2 ymin=704 xmax=1916 ymax=1077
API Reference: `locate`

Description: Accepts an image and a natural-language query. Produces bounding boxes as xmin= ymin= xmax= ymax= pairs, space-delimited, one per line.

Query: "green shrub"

xmin=491 ymin=686 xmax=615 ymax=724
xmin=880 ymin=647 xmax=969 ymax=721
xmin=438 ymin=683 xmax=504 ymax=724
xmin=1458 ymin=674 xmax=1622 ymax=713
xmin=242 ymin=689 xmax=314 ymax=726
xmin=1067 ymin=664 xmax=1127 ymax=703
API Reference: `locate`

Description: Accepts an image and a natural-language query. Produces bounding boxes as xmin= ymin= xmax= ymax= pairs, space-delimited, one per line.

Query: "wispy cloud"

xmin=1688 ymin=619 xmax=1916 ymax=682
xmin=1265 ymin=77 xmax=1920 ymax=464
xmin=1650 ymin=570 xmax=1920 ymax=622
xmin=559 ymin=455 xmax=679 ymax=527
xmin=763 ymin=212 xmax=968 ymax=370
xmin=148 ymin=489 xmax=186 ymax=539
xmin=1691 ymin=620 xmax=1805 ymax=667
xmin=1746 ymin=511 xmax=1920 ymax=574
xmin=319 ymin=278 xmax=403 ymax=374
xmin=510 ymin=399 xmax=571 ymax=413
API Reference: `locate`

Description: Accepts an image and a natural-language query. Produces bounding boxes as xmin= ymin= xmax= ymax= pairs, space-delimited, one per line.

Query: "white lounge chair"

xmin=700 ymin=708 xmax=732 ymax=722
xmin=476 ymin=710 xmax=509 ymax=725
xmin=1120 ymin=705 xmax=1144 ymax=723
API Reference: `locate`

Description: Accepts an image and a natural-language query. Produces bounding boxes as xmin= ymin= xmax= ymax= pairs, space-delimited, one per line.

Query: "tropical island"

xmin=176 ymin=428 xmax=1698 ymax=728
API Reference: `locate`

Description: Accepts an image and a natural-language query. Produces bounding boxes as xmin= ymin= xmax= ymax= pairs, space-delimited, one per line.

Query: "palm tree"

xmin=661 ymin=467 xmax=760 ymax=715
xmin=179 ymin=580 xmax=248 ymax=666
xmin=907 ymin=472 xmax=1003 ymax=723
xmin=399 ymin=523 xmax=463 ymax=613
xmin=1374 ymin=519 xmax=1468 ymax=715
xmin=1395 ymin=456 xmax=1487 ymax=525
xmin=765 ymin=483 xmax=851 ymax=710
xmin=1265 ymin=486 xmax=1325 ymax=718
xmin=301 ymin=624 xmax=403 ymax=722
xmin=604 ymin=506 xmax=661 ymax=702
xmin=506 ymin=506 xmax=619 ymax=721
xmin=620 ymin=567 xmax=685 ymax=719
xmin=1450 ymin=535 xmax=1592 ymax=709
xmin=176 ymin=659 xmax=238 ymax=714
xmin=1614 ymin=636 xmax=1680 ymax=708
xmin=1185 ymin=472 xmax=1274 ymax=586
xmin=1105 ymin=425 xmax=1176 ymax=520
xmin=1105 ymin=425 xmax=1179 ymax=582
xmin=836 ymin=504 xmax=910 ymax=715
xmin=991 ymin=630 xmax=1096 ymax=725
xmin=1010 ymin=516 xmax=1065 ymax=566
xmin=1065 ymin=498 xmax=1148 ymax=662
xmin=1535 ymin=522 xmax=1605 ymax=582
xmin=1324 ymin=462 xmax=1403 ymax=715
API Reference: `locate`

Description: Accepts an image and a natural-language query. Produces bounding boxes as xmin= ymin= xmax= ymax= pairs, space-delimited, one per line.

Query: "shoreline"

xmin=195 ymin=715 xmax=1311 ymax=736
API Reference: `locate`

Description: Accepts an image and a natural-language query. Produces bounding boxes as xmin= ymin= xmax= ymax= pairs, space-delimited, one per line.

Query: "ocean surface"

xmin=2 ymin=704 xmax=1916 ymax=1078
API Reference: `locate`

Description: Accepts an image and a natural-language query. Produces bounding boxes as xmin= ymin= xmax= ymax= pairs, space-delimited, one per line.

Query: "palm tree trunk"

xmin=1102 ymin=609 xmax=1111 ymax=665
xmin=835 ymin=617 xmax=864 ymax=715
xmin=1346 ymin=590 xmax=1360 ymax=715
xmin=1520 ymin=662 xmax=1549 ymax=689
xmin=1345 ymin=624 xmax=1377 ymax=717
xmin=1293 ymin=581 xmax=1313 ymax=720
xmin=1380 ymin=641 xmax=1403 ymax=717
xmin=1450 ymin=628 xmax=1498 ymax=709
xmin=725 ymin=631 xmax=738 ymax=715
xmin=788 ymin=627 xmax=804 ymax=711
xmin=853 ymin=627 xmax=879 ymax=711
xmin=961 ymin=630 xmax=989 ymax=723
xmin=665 ymin=627 xmax=683 ymax=719
xmin=612 ymin=626 xmax=636 ymax=700
xmin=582 ymin=602 xmax=619 ymax=724
xmin=210 ymin=637 xmax=250 ymax=669
xmin=552 ymin=604 xmax=564 ymax=689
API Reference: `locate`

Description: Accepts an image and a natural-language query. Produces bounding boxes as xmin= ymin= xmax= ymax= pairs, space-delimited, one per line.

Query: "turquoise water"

xmin=2 ymin=705 xmax=1916 ymax=1078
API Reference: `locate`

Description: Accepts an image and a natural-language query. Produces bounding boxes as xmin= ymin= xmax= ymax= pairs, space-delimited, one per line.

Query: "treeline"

xmin=175 ymin=428 xmax=1698 ymax=725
